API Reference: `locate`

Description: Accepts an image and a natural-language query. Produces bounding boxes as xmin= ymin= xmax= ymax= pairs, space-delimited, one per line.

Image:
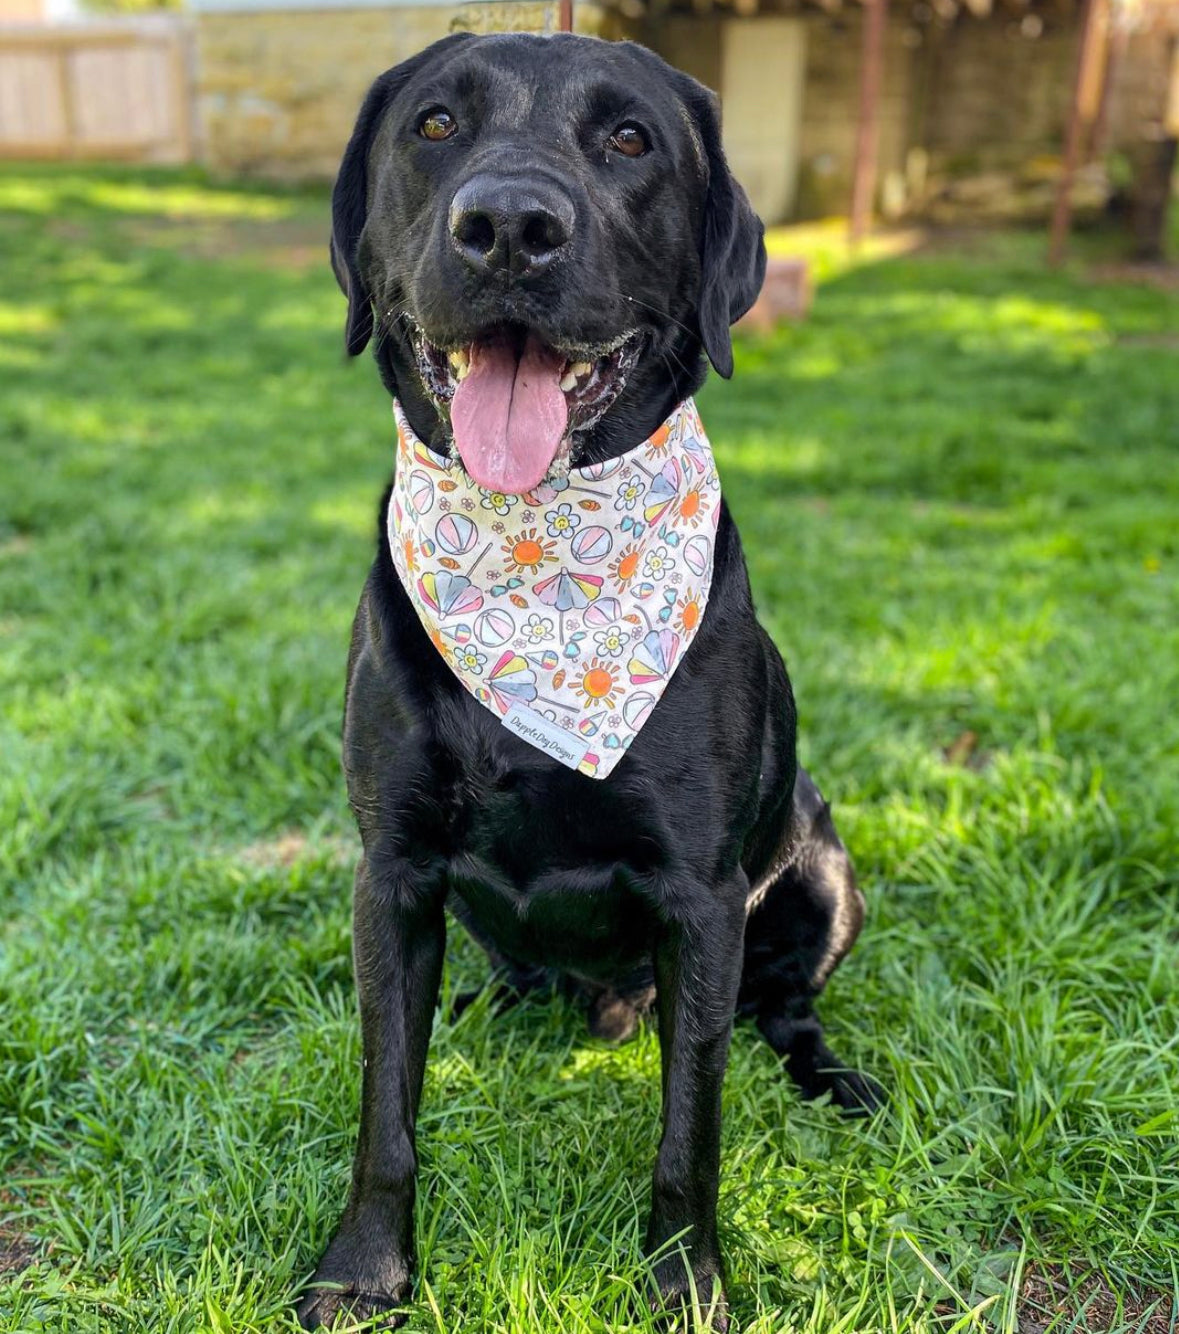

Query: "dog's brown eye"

xmin=419 ymin=108 xmax=457 ymax=142
xmin=608 ymin=123 xmax=648 ymax=158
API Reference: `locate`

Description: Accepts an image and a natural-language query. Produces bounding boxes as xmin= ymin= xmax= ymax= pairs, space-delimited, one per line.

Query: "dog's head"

xmin=332 ymin=32 xmax=764 ymax=493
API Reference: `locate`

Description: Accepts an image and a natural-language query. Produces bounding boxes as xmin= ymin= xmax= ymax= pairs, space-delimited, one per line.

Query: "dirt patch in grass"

xmin=1018 ymin=1263 xmax=1176 ymax=1333
xmin=0 ymin=533 xmax=32 ymax=558
xmin=1090 ymin=261 xmax=1179 ymax=292
xmin=0 ymin=1192 xmax=40 ymax=1277
xmin=125 ymin=216 xmax=327 ymax=270
xmin=237 ymin=829 xmax=355 ymax=870
xmin=0 ymin=1230 xmax=37 ymax=1276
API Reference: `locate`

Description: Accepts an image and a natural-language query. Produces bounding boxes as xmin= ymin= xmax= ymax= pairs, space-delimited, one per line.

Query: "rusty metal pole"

xmin=1049 ymin=0 xmax=1104 ymax=265
xmin=850 ymin=0 xmax=889 ymax=245
xmin=558 ymin=0 xmax=573 ymax=31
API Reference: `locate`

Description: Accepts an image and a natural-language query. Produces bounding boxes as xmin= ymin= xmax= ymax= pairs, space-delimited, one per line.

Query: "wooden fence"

xmin=0 ymin=19 xmax=194 ymax=163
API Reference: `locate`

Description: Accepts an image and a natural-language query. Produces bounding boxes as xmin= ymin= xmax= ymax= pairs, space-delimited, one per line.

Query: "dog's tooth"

xmin=571 ymin=361 xmax=592 ymax=378
xmin=559 ymin=369 xmax=578 ymax=391
xmin=449 ymin=349 xmax=470 ymax=380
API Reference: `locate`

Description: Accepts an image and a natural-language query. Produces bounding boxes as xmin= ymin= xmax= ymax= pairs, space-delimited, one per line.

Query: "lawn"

xmin=1 ymin=166 xmax=1177 ymax=1334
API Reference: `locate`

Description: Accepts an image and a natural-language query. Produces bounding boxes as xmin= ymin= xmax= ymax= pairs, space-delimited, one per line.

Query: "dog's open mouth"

xmin=413 ymin=324 xmax=641 ymax=494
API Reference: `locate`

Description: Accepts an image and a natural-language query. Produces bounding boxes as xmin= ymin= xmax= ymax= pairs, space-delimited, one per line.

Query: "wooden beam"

xmin=558 ymin=0 xmax=573 ymax=31
xmin=1048 ymin=0 xmax=1107 ymax=265
xmin=850 ymin=0 xmax=889 ymax=245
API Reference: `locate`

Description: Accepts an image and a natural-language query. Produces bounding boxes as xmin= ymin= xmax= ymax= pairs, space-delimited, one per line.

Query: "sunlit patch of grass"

xmin=0 ymin=171 xmax=299 ymax=221
xmin=1 ymin=165 xmax=1177 ymax=1333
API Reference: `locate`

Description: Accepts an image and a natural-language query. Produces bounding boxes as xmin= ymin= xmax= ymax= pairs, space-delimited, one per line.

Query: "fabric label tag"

xmin=501 ymin=702 xmax=591 ymax=771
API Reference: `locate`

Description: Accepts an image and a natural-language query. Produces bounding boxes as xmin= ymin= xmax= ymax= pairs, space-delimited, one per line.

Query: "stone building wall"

xmin=794 ymin=8 xmax=914 ymax=219
xmin=920 ymin=17 xmax=1080 ymax=173
xmin=194 ymin=1 xmax=616 ymax=180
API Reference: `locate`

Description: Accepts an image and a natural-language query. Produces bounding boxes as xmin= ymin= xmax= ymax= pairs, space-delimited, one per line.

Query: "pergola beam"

xmin=850 ymin=0 xmax=889 ymax=244
xmin=1048 ymin=0 xmax=1109 ymax=264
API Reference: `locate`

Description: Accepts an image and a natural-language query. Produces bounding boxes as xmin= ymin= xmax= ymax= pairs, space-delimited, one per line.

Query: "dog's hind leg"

xmin=739 ymin=768 xmax=883 ymax=1115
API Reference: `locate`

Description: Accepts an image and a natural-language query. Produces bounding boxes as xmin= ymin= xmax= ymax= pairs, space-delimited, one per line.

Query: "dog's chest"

xmin=435 ymin=770 xmax=661 ymax=977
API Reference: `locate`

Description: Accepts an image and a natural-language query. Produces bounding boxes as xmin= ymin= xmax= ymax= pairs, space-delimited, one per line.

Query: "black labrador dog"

xmin=300 ymin=31 xmax=879 ymax=1331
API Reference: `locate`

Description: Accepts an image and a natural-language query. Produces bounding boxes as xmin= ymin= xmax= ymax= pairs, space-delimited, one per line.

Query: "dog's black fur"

xmin=301 ymin=33 xmax=879 ymax=1331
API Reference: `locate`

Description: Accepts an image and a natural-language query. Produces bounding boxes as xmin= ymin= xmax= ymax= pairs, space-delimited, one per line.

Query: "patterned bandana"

xmin=388 ymin=397 xmax=721 ymax=779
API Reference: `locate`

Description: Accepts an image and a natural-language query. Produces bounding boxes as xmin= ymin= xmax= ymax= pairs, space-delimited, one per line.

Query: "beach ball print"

xmin=475 ymin=608 xmax=515 ymax=648
xmin=571 ymin=525 xmax=612 ymax=565
xmin=408 ymin=471 xmax=434 ymax=516
xmin=435 ymin=512 xmax=477 ymax=555
xmin=623 ymin=691 xmax=657 ymax=730
xmin=628 ymin=629 xmax=681 ymax=684
xmin=583 ymin=597 xmax=622 ymax=628
xmin=683 ymin=535 xmax=711 ymax=579
xmin=582 ymin=457 xmax=624 ymax=481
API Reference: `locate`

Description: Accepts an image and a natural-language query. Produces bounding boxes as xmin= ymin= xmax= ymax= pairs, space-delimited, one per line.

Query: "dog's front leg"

xmin=646 ymin=879 xmax=747 ymax=1332
xmin=299 ymin=853 xmax=445 ymax=1331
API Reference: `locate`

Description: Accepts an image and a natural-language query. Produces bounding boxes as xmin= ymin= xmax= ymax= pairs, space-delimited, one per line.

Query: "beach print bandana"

xmin=388 ymin=397 xmax=721 ymax=779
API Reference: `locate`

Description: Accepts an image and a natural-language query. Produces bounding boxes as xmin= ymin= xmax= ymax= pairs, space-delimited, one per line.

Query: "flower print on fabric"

xmin=593 ymin=624 xmax=629 ymax=659
xmin=389 ymin=396 xmax=721 ymax=779
xmin=614 ymin=476 xmax=645 ymax=512
xmin=480 ymin=489 xmax=517 ymax=517
xmin=454 ymin=645 xmax=487 ymax=675
xmin=642 ymin=545 xmax=676 ymax=582
xmin=523 ymin=613 xmax=554 ymax=644
xmin=545 ymin=502 xmax=581 ymax=540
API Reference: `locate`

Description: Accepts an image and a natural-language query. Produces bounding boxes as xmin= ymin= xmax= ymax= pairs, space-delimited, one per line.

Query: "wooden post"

xmin=850 ymin=0 xmax=889 ymax=245
xmin=1048 ymin=0 xmax=1106 ymax=266
xmin=558 ymin=0 xmax=573 ymax=31
xmin=55 ymin=45 xmax=77 ymax=160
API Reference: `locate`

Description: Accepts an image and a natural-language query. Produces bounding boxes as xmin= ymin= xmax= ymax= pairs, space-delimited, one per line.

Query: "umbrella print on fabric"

xmin=534 ymin=567 xmax=602 ymax=644
xmin=681 ymin=430 xmax=710 ymax=475
xmin=486 ymin=651 xmax=538 ymax=714
xmin=418 ymin=570 xmax=484 ymax=619
xmin=533 ymin=568 xmax=602 ymax=611
xmin=413 ymin=439 xmax=449 ymax=471
xmin=643 ymin=458 xmax=681 ymax=526
xmin=628 ymin=628 xmax=681 ymax=684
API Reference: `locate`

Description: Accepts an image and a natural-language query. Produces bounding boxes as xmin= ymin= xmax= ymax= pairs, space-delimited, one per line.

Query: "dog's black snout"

xmin=449 ymin=175 xmax=574 ymax=278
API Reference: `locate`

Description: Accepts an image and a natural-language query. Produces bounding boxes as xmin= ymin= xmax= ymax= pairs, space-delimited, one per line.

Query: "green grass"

xmin=1 ymin=165 xmax=1177 ymax=1333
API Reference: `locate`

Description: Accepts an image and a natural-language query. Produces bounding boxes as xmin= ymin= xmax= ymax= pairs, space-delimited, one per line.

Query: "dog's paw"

xmin=828 ymin=1067 xmax=885 ymax=1118
xmin=298 ymin=1231 xmax=412 ymax=1331
xmin=587 ymin=991 xmax=640 ymax=1043
xmin=650 ymin=1263 xmax=729 ymax=1331
xmin=297 ymin=1285 xmax=409 ymax=1331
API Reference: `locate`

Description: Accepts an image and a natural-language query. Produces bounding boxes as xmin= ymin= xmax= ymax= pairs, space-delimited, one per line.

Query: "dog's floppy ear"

xmin=683 ymin=83 xmax=766 ymax=380
xmin=331 ymin=33 xmax=475 ymax=356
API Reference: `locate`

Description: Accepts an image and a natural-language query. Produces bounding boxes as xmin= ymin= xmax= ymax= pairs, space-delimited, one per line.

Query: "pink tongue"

xmin=451 ymin=333 xmax=569 ymax=494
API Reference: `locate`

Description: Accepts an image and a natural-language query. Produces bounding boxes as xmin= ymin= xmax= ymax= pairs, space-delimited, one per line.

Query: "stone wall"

xmin=194 ymin=1 xmax=616 ymax=180
xmin=920 ymin=18 xmax=1080 ymax=173
xmin=795 ymin=8 xmax=913 ymax=219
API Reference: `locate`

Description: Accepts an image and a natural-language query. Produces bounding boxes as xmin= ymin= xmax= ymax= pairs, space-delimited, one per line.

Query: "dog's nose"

xmin=449 ymin=175 xmax=574 ymax=279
